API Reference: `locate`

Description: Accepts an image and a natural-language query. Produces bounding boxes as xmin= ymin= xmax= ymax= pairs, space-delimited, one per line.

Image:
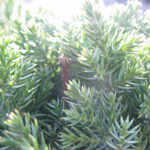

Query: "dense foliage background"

xmin=0 ymin=0 xmax=150 ymax=149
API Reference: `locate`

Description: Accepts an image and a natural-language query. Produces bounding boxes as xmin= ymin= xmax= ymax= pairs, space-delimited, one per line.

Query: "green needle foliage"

xmin=59 ymin=80 xmax=144 ymax=149
xmin=107 ymin=116 xmax=141 ymax=149
xmin=0 ymin=35 xmax=40 ymax=117
xmin=0 ymin=0 xmax=150 ymax=149
xmin=0 ymin=109 xmax=56 ymax=150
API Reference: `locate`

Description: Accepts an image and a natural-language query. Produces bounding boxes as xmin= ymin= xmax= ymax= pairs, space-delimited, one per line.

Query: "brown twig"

xmin=59 ymin=55 xmax=71 ymax=107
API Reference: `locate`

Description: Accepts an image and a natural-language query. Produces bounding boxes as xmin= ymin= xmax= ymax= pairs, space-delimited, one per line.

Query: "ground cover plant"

xmin=0 ymin=0 xmax=150 ymax=149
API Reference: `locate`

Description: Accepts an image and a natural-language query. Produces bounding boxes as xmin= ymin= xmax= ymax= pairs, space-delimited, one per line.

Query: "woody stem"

xmin=62 ymin=67 xmax=69 ymax=98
